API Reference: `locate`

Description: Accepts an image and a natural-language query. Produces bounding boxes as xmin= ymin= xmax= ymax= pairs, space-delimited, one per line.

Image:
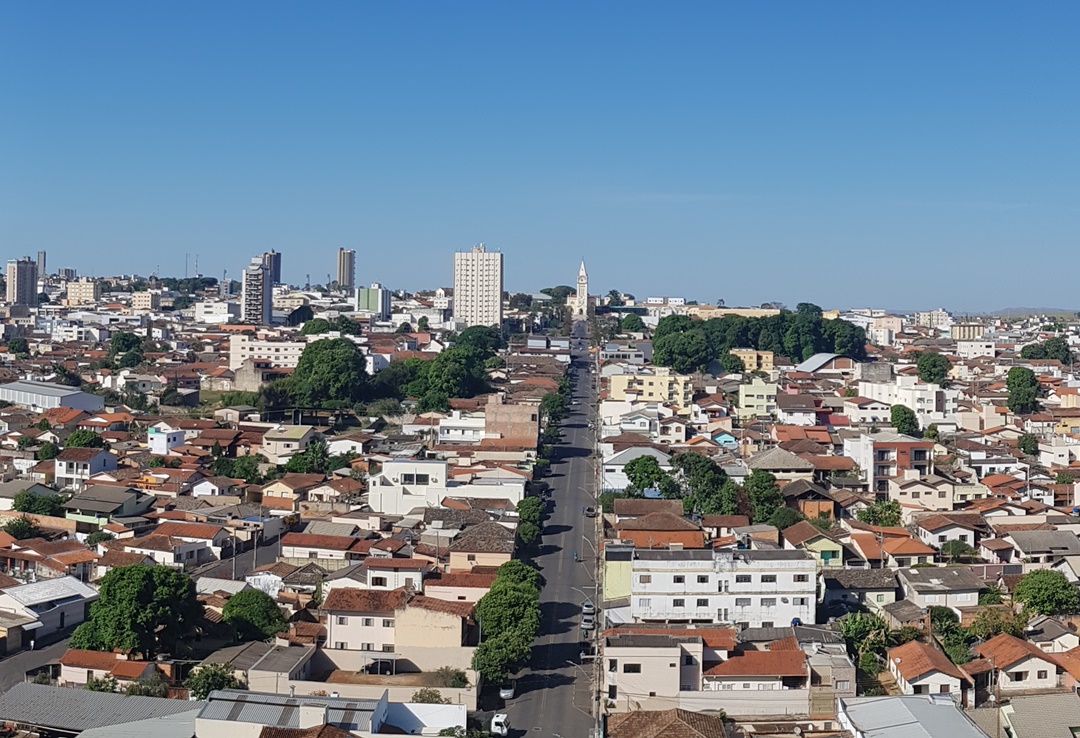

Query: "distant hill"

xmin=991 ymin=307 xmax=1079 ymax=318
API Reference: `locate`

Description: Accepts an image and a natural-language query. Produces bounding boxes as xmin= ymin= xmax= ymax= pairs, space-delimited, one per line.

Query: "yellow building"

xmin=686 ymin=305 xmax=781 ymax=320
xmin=730 ymin=348 xmax=774 ymax=372
xmin=737 ymin=376 xmax=777 ymax=419
xmin=608 ymin=366 xmax=693 ymax=406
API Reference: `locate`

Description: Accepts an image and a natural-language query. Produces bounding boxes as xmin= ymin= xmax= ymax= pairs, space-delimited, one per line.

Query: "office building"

xmin=36 ymin=250 xmax=46 ymax=277
xmin=355 ymin=282 xmax=391 ymax=320
xmin=57 ymin=267 xmax=77 ymax=281
xmin=336 ymin=248 xmax=356 ymax=291
xmin=262 ymin=249 xmax=282 ymax=285
xmin=66 ymin=277 xmax=101 ymax=306
xmin=241 ymin=256 xmax=273 ymax=325
xmin=6 ymin=257 xmax=38 ymax=307
xmin=452 ymin=243 xmax=503 ymax=327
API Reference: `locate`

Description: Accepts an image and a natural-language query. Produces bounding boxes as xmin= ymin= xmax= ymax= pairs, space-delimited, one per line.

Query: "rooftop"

xmin=0 ymin=682 xmax=201 ymax=733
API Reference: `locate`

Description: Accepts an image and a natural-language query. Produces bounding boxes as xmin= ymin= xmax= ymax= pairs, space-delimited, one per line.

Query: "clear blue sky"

xmin=2 ymin=3 xmax=1077 ymax=311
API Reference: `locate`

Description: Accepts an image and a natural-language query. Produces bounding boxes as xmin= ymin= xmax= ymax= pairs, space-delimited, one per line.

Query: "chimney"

xmin=298 ymin=703 xmax=327 ymax=729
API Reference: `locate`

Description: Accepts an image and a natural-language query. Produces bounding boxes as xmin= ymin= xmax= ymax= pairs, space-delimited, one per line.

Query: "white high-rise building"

xmin=336 ymin=248 xmax=356 ymax=292
xmin=241 ymin=256 xmax=273 ymax=325
xmin=574 ymin=259 xmax=589 ymax=318
xmin=6 ymin=257 xmax=39 ymax=307
xmin=452 ymin=243 xmax=503 ymax=327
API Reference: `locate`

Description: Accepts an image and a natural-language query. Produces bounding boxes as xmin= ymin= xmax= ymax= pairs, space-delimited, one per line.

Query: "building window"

xmin=762 ymin=598 xmax=777 ymax=607
xmin=334 ymin=642 xmax=347 ymax=649
xmin=697 ymin=598 xmax=708 ymax=607
xmin=372 ymin=576 xmax=388 ymax=587
xmin=673 ymin=575 xmax=685 ymax=584
xmin=1011 ymin=671 xmax=1027 ymax=682
xmin=623 ymin=664 xmax=641 ymax=673
xmin=467 ymin=554 xmax=476 ymax=562
xmin=793 ymin=597 xmax=809 ymax=606
xmin=697 ymin=575 xmax=709 ymax=584
xmin=382 ymin=619 xmax=394 ymax=628
xmin=639 ymin=575 xmax=652 ymax=584
xmin=1037 ymin=670 xmax=1048 ymax=680
xmin=608 ymin=659 xmax=617 ymax=672
xmin=762 ymin=622 xmax=774 ymax=628
xmin=363 ymin=618 xmax=374 ymax=627
xmin=794 ymin=574 xmax=808 ymax=582
xmin=361 ymin=643 xmax=374 ymax=651
xmin=735 ymin=575 xmax=751 ymax=584
xmin=836 ymin=680 xmax=850 ymax=691
xmin=309 ymin=552 xmax=319 ymax=559
xmin=638 ymin=598 xmax=651 ymax=608
xmin=673 ymin=599 xmax=685 ymax=608
xmin=336 ymin=616 xmax=347 ymax=625
xmin=735 ymin=598 xmax=751 ymax=607
xmin=608 ymin=685 xmax=617 ymax=699
xmin=684 ymin=655 xmax=694 ymax=666
xmin=761 ymin=574 xmax=776 ymax=583
xmin=875 ymin=594 xmax=885 ymax=603
xmin=383 ymin=644 xmax=395 ymax=653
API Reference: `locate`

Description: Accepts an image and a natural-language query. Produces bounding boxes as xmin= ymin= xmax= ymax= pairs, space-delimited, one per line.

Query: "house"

xmin=607 ymin=709 xmax=729 ymax=738
xmin=280 ymin=533 xmax=370 ymax=567
xmin=1005 ymin=530 xmax=1080 ymax=569
xmin=837 ymin=695 xmax=989 ymax=738
xmin=887 ymin=639 xmax=968 ymax=698
xmin=781 ymin=521 xmax=843 ymax=567
xmin=260 ymin=473 xmax=326 ymax=510
xmin=191 ymin=475 xmax=246 ymax=498
xmin=898 ymin=566 xmax=982 ymax=610
xmin=1026 ymin=615 xmax=1080 ymax=653
xmin=54 ymin=447 xmax=118 ymax=492
xmin=821 ymin=568 xmax=898 ymax=612
xmin=196 ymin=641 xmax=315 ymax=688
xmin=0 ymin=576 xmax=97 ymax=635
xmin=915 ymin=514 xmax=985 ymax=550
xmin=844 ymin=431 xmax=935 ymax=493
xmin=780 ymin=479 xmax=838 ymax=520
xmin=601 ymin=447 xmax=673 ymax=493
xmin=997 ymin=693 xmax=1080 ymax=738
xmin=0 ymin=482 xmax=61 ymax=512
xmin=58 ymin=649 xmax=159 ymax=688
xmin=63 ymin=485 xmax=156 ymax=532
xmin=974 ymin=633 xmax=1061 ymax=694
xmin=448 ymin=521 xmax=516 ymax=571
xmin=115 ymin=534 xmax=214 ymax=569
xmin=152 ymin=521 xmax=232 ymax=558
xmin=323 ymin=587 xmax=409 ymax=653
xmin=307 ymin=476 xmax=365 ymax=503
xmin=613 ymin=512 xmax=706 ymax=549
xmin=423 ymin=567 xmax=499 ymax=603
xmin=260 ymin=425 xmax=318 ymax=464
xmin=613 ymin=498 xmax=684 ymax=524
xmin=747 ymin=447 xmax=816 ymax=481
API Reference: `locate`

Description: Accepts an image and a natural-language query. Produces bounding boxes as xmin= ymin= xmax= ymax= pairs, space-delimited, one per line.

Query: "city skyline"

xmin=3 ymin=3 xmax=1078 ymax=310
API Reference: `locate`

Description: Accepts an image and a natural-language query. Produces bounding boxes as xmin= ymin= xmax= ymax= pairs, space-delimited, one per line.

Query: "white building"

xmin=355 ymin=282 xmax=391 ymax=320
xmin=858 ymin=374 xmax=960 ymax=429
xmin=573 ymin=260 xmax=588 ymax=318
xmin=452 ymin=244 xmax=503 ymax=327
xmin=366 ymin=459 xmax=525 ymax=516
xmin=194 ymin=300 xmax=240 ymax=324
xmin=6 ymin=257 xmax=38 ymax=307
xmin=241 ymin=256 xmax=273 ymax=325
xmin=437 ymin=411 xmax=487 ymax=444
xmin=148 ymin=427 xmax=185 ymax=456
xmin=228 ymin=334 xmax=308 ymax=370
xmin=0 ymin=380 xmax=105 ymax=413
xmin=0 ymin=576 xmax=97 ymax=636
xmin=629 ymin=549 xmax=817 ymax=629
xmin=914 ymin=308 xmax=953 ymax=330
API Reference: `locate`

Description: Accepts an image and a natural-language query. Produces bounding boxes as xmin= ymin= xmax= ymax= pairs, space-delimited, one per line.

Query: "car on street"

xmin=499 ymin=681 xmax=516 ymax=699
xmin=583 ymin=506 xmax=597 ymax=517
xmin=491 ymin=714 xmax=510 ymax=736
xmin=581 ymin=600 xmax=596 ymax=616
xmin=581 ymin=613 xmax=596 ymax=630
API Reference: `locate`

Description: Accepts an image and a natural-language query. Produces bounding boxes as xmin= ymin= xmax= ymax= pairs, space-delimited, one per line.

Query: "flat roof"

xmin=0 ymin=380 xmax=88 ymax=398
xmin=0 ymin=683 xmax=202 ymax=733
xmin=198 ymin=690 xmax=376 ymax=732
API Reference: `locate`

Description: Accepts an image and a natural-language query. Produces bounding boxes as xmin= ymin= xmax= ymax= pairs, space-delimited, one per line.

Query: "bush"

xmin=411 ymin=688 xmax=450 ymax=704
xmin=859 ymin=652 xmax=882 ymax=675
xmin=432 ymin=666 xmax=469 ymax=688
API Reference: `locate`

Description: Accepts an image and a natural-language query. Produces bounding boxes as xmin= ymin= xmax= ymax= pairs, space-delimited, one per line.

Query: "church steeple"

xmin=578 ymin=259 xmax=588 ymax=279
xmin=574 ymin=259 xmax=589 ymax=318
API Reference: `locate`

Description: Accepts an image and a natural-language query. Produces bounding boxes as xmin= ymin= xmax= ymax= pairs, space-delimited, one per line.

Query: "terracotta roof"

xmin=96 ymin=550 xmax=154 ymax=568
xmin=704 ymin=649 xmax=807 ymax=677
xmin=975 ymin=633 xmax=1059 ymax=669
xmin=267 ymin=473 xmax=326 ymax=491
xmin=322 ymin=587 xmax=408 ymax=613
xmin=616 ymin=511 xmax=700 ymax=532
xmin=612 ymin=498 xmax=684 ymax=517
xmin=607 ymin=709 xmax=729 ymax=738
xmin=153 ymin=521 xmax=225 ymax=540
xmin=59 ymin=649 xmax=122 ymax=670
xmin=782 ymin=520 xmax=831 ymax=547
xmin=602 ymin=624 xmax=737 ymax=650
xmin=110 ymin=660 xmax=153 ymax=679
xmin=888 ymin=639 xmax=967 ymax=682
xmin=57 ymin=447 xmax=106 ymax=462
xmin=700 ymin=514 xmax=750 ymax=529
xmin=281 ymin=532 xmax=362 ymax=551
xmin=260 ymin=726 xmax=355 ymax=738
xmin=407 ymin=595 xmax=475 ymax=619
xmin=882 ymin=537 xmax=937 ymax=556
xmin=364 ymin=558 xmax=431 ymax=571
xmin=426 ymin=569 xmax=499 ymax=589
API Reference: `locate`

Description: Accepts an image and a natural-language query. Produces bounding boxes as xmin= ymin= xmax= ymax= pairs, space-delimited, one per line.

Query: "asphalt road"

xmin=502 ymin=322 xmax=598 ymax=738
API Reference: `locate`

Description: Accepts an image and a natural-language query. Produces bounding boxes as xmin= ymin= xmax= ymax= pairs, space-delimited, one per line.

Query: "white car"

xmin=491 ymin=713 xmax=510 ymax=736
xmin=581 ymin=600 xmax=596 ymax=616
xmin=499 ymin=681 xmax=515 ymax=699
xmin=581 ymin=613 xmax=596 ymax=630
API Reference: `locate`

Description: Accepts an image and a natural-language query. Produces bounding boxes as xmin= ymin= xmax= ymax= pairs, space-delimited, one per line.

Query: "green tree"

xmin=620 ymin=313 xmax=645 ymax=332
xmin=745 ymin=470 xmax=782 ymax=524
xmin=36 ymin=418 xmax=51 ymax=431
xmin=455 ymin=325 xmax=505 ymax=354
xmin=299 ymin=318 xmax=332 ymax=335
xmin=652 ymin=329 xmax=710 ymax=374
xmin=110 ymin=331 xmax=142 ymax=356
xmin=223 ymin=588 xmax=288 ymax=640
xmin=86 ymin=530 xmax=115 ymax=546
xmin=968 ymin=608 xmax=1024 ymax=640
xmin=1022 ymin=337 xmax=1073 ymax=364
xmin=125 ymin=672 xmax=168 ymax=697
xmin=70 ymin=564 xmax=199 ymax=658
xmin=496 ymin=560 xmax=544 ymax=593
xmin=1013 ymin=569 xmax=1079 ymax=616
xmin=432 ymin=666 xmax=469 ymax=688
xmin=291 ymin=338 xmax=367 ymax=407
xmin=623 ymin=455 xmax=678 ymax=498
xmin=1018 ymin=433 xmax=1039 ymax=456
xmin=916 ymin=352 xmax=951 ymax=385
xmin=284 ymin=438 xmax=331 ymax=474
xmin=417 ymin=316 xmax=429 ymax=331
xmin=86 ymin=674 xmax=118 ymax=692
xmin=979 ymin=586 xmax=1004 ymax=605
xmin=184 ymin=662 xmax=242 ymax=700
xmin=1007 ymin=366 xmax=1040 ymax=415
xmin=767 ymin=507 xmax=803 ymax=530
xmin=117 ymin=349 xmax=144 ymax=368
xmin=517 ymin=520 xmax=541 ymax=546
xmin=411 ymin=688 xmax=450 ymax=704
xmin=940 ymin=539 xmax=976 ymax=561
xmin=836 ymin=612 xmax=889 ymax=657
xmin=2 ymin=516 xmax=41 ymax=540
xmin=540 ymin=392 xmax=566 ymax=422
xmin=856 ymin=499 xmax=902 ymax=527
xmin=471 ymin=630 xmax=531 ymax=682
xmin=7 ymin=337 xmax=29 ymax=355
xmin=923 ymin=423 xmax=939 ymax=441
xmin=13 ymin=491 xmax=65 ymax=517
xmin=1056 ymin=472 xmax=1076 ymax=484
xmin=475 ymin=582 xmax=541 ymax=641
xmin=397 ymin=322 xmax=413 ymax=333
xmin=65 ymin=429 xmax=105 ymax=448
xmin=890 ymin=405 xmax=920 ymax=436
xmin=719 ymin=352 xmax=746 ymax=373
xmin=670 ymin=452 xmax=737 ymax=516
xmin=36 ymin=442 xmax=60 ymax=460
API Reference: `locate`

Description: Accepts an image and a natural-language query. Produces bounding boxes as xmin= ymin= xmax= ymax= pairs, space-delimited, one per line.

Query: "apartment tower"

xmin=6 ymin=257 xmax=39 ymax=307
xmin=336 ymin=248 xmax=356 ymax=292
xmin=241 ymin=256 xmax=273 ymax=325
xmin=262 ymin=249 xmax=282 ymax=285
xmin=452 ymin=243 xmax=503 ymax=327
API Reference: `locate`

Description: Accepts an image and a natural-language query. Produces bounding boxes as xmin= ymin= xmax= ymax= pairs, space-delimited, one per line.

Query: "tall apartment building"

xmin=57 ymin=267 xmax=77 ymax=281
xmin=36 ymin=250 xmax=46 ymax=277
xmin=66 ymin=277 xmax=101 ymax=306
xmin=627 ymin=548 xmax=817 ymax=629
xmin=131 ymin=291 xmax=161 ymax=311
xmin=262 ymin=249 xmax=282 ymax=285
xmin=336 ymin=248 xmax=356 ymax=292
xmin=241 ymin=256 xmax=273 ymax=325
xmin=452 ymin=244 xmax=503 ymax=327
xmin=843 ymin=431 xmax=935 ymax=493
xmin=608 ymin=366 xmax=693 ymax=406
xmin=951 ymin=323 xmax=987 ymax=341
xmin=6 ymin=257 xmax=39 ymax=307
xmin=915 ymin=307 xmax=952 ymax=330
xmin=355 ymin=282 xmax=391 ymax=320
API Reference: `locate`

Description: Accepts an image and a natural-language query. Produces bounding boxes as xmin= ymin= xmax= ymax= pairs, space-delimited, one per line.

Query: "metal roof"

xmin=0 ymin=380 xmax=87 ymax=398
xmin=0 ymin=683 xmax=203 ymax=733
xmin=77 ymin=709 xmax=200 ymax=738
xmin=2 ymin=576 xmax=97 ymax=607
xmin=839 ymin=694 xmax=988 ymax=738
xmin=198 ymin=690 xmax=376 ymax=731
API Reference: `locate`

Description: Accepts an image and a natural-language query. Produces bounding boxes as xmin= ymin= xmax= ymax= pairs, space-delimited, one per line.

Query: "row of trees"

xmin=651 ymin=304 xmax=868 ymax=375
xmin=516 ymin=496 xmax=543 ymax=546
xmin=612 ymin=453 xmax=784 ymax=522
xmin=471 ymin=560 xmax=544 ymax=682
xmin=1020 ymin=337 xmax=1074 ymax=364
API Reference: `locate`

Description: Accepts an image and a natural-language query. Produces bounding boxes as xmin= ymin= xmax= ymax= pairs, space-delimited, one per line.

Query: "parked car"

xmin=491 ymin=714 xmax=510 ymax=736
xmin=499 ymin=681 xmax=516 ymax=699
xmin=581 ymin=600 xmax=596 ymax=616
xmin=581 ymin=613 xmax=596 ymax=630
xmin=584 ymin=506 xmax=598 ymax=517
xmin=362 ymin=660 xmax=394 ymax=675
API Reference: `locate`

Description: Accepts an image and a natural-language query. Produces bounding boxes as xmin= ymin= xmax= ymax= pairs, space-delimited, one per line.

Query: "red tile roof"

xmin=153 ymin=521 xmax=225 ymax=540
xmin=322 ymin=587 xmax=408 ymax=613
xmin=703 ymin=649 xmax=807 ymax=677
xmin=888 ymin=639 xmax=967 ymax=682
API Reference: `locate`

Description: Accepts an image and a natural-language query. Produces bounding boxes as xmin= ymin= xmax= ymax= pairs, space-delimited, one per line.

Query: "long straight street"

xmin=503 ymin=322 xmax=598 ymax=738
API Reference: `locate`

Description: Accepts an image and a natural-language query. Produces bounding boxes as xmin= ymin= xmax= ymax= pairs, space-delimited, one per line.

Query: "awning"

xmin=21 ymin=621 xmax=44 ymax=631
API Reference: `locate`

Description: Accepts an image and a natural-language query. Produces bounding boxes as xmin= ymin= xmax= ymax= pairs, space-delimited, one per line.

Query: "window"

xmin=608 ymin=659 xmax=617 ymax=672
xmin=638 ymin=598 xmax=651 ymax=608
xmin=836 ymin=680 xmax=850 ymax=691
xmin=608 ymin=685 xmax=617 ymax=699
xmin=639 ymin=575 xmax=652 ymax=584
xmin=467 ymin=554 xmax=476 ymax=562
xmin=1011 ymin=671 xmax=1028 ymax=682
xmin=875 ymin=594 xmax=885 ymax=603
xmin=762 ymin=621 xmax=774 ymax=628
xmin=372 ymin=576 xmax=388 ymax=587
xmin=309 ymin=551 xmax=319 ymax=559
xmin=938 ymin=535 xmax=947 ymax=543
xmin=793 ymin=597 xmax=809 ymax=606
xmin=735 ymin=598 xmax=751 ymax=607
xmin=697 ymin=575 xmax=709 ymax=584
xmin=623 ymin=664 xmax=641 ymax=673
xmin=762 ymin=598 xmax=777 ymax=607
xmin=383 ymin=644 xmax=395 ymax=653
xmin=684 ymin=655 xmax=694 ymax=666
xmin=1037 ymin=670 xmax=1048 ymax=680
xmin=938 ymin=490 xmax=947 ymax=498
xmin=415 ymin=474 xmax=430 ymax=485
xmin=336 ymin=616 xmax=347 ymax=625
xmin=673 ymin=599 xmax=685 ymax=608
xmin=794 ymin=574 xmax=808 ymax=582
xmin=761 ymin=574 xmax=776 ymax=583
xmin=334 ymin=642 xmax=347 ymax=649
xmin=361 ymin=643 xmax=374 ymax=651
xmin=382 ymin=619 xmax=394 ymax=628
xmin=401 ymin=474 xmax=415 ymax=484
xmin=939 ymin=684 xmax=950 ymax=693
xmin=697 ymin=599 xmax=709 ymax=607
xmin=673 ymin=575 xmax=685 ymax=584
xmin=363 ymin=618 xmax=374 ymax=627
xmin=735 ymin=575 xmax=751 ymax=583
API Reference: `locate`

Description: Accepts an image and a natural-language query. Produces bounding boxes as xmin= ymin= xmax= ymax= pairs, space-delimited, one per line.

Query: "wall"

xmin=448 ymin=551 xmax=512 ymax=572
xmin=312 ymin=646 xmax=478 ymax=676
xmin=254 ymin=678 xmax=477 ymax=710
xmin=999 ymin=654 xmax=1058 ymax=692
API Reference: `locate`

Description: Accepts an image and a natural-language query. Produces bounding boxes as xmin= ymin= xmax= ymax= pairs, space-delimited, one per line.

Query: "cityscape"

xmin=2 ymin=4 xmax=1078 ymax=738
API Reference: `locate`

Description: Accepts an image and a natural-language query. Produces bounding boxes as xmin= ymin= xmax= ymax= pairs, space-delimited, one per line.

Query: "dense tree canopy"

xmin=856 ymin=499 xmax=902 ymax=527
xmin=745 ymin=470 xmax=782 ymax=523
xmin=1018 ymin=433 xmax=1039 ymax=456
xmin=185 ymin=662 xmax=242 ymax=700
xmin=620 ymin=313 xmax=645 ymax=332
xmin=1013 ymin=570 xmax=1079 ymax=615
xmin=1007 ymin=366 xmax=1040 ymax=414
xmin=890 ymin=405 xmax=920 ymax=436
xmin=7 ymin=337 xmax=29 ymax=355
xmin=65 ymin=429 xmax=105 ymax=448
xmin=1020 ymin=337 xmax=1074 ymax=364
xmin=916 ymin=352 xmax=951 ymax=385
xmin=290 ymin=338 xmax=368 ymax=407
xmin=223 ymin=588 xmax=288 ymax=640
xmin=13 ymin=491 xmax=65 ymax=517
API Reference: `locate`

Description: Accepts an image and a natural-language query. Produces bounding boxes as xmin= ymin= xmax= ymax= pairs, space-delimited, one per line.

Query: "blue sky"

xmin=1 ymin=3 xmax=1076 ymax=311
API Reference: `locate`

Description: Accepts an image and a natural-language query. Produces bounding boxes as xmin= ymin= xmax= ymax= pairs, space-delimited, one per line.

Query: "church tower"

xmin=574 ymin=259 xmax=589 ymax=318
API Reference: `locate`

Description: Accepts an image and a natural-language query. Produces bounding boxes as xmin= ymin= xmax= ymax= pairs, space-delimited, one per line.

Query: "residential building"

xmin=260 ymin=425 xmax=318 ymax=464
xmin=366 ymin=459 xmax=526 ymax=516
xmin=607 ymin=709 xmax=730 ymax=738
xmin=887 ymin=639 xmax=968 ymax=697
xmin=452 ymin=243 xmax=503 ymax=327
xmin=951 ymin=323 xmax=987 ymax=340
xmin=628 ymin=549 xmax=817 ymax=628
xmin=609 ymin=366 xmax=693 ymax=406
xmin=262 ymin=249 xmax=282 ymax=285
xmin=975 ymin=633 xmax=1061 ymax=694
xmin=336 ymin=247 xmax=356 ymax=291
xmin=844 ymin=431 xmax=935 ymax=492
xmin=148 ymin=426 xmax=185 ymax=456
xmin=54 ymin=447 xmax=118 ymax=491
xmin=355 ymin=282 xmax=391 ymax=319
xmin=241 ymin=255 xmax=273 ymax=325
xmin=0 ymin=380 xmax=105 ymax=413
xmin=0 ymin=576 xmax=97 ymax=635
xmin=897 ymin=566 xmax=982 ymax=610
xmin=65 ymin=277 xmax=101 ymax=305
xmin=6 ymin=257 xmax=38 ymax=306
xmin=858 ymin=374 xmax=960 ymax=429
xmin=915 ymin=308 xmax=953 ymax=330
xmin=837 ymin=695 xmax=988 ymax=738
xmin=323 ymin=587 xmax=407 ymax=652
xmin=58 ymin=649 xmax=158 ymax=688
xmin=821 ymin=569 xmax=898 ymax=612
xmin=130 ymin=291 xmax=160 ymax=311
xmin=228 ymin=334 xmax=308 ymax=370
xmin=35 ymin=250 xmax=46 ymax=277
xmin=737 ymin=376 xmax=778 ymax=419
xmin=63 ymin=485 xmax=155 ymax=531
xmin=730 ymin=348 xmax=774 ymax=372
